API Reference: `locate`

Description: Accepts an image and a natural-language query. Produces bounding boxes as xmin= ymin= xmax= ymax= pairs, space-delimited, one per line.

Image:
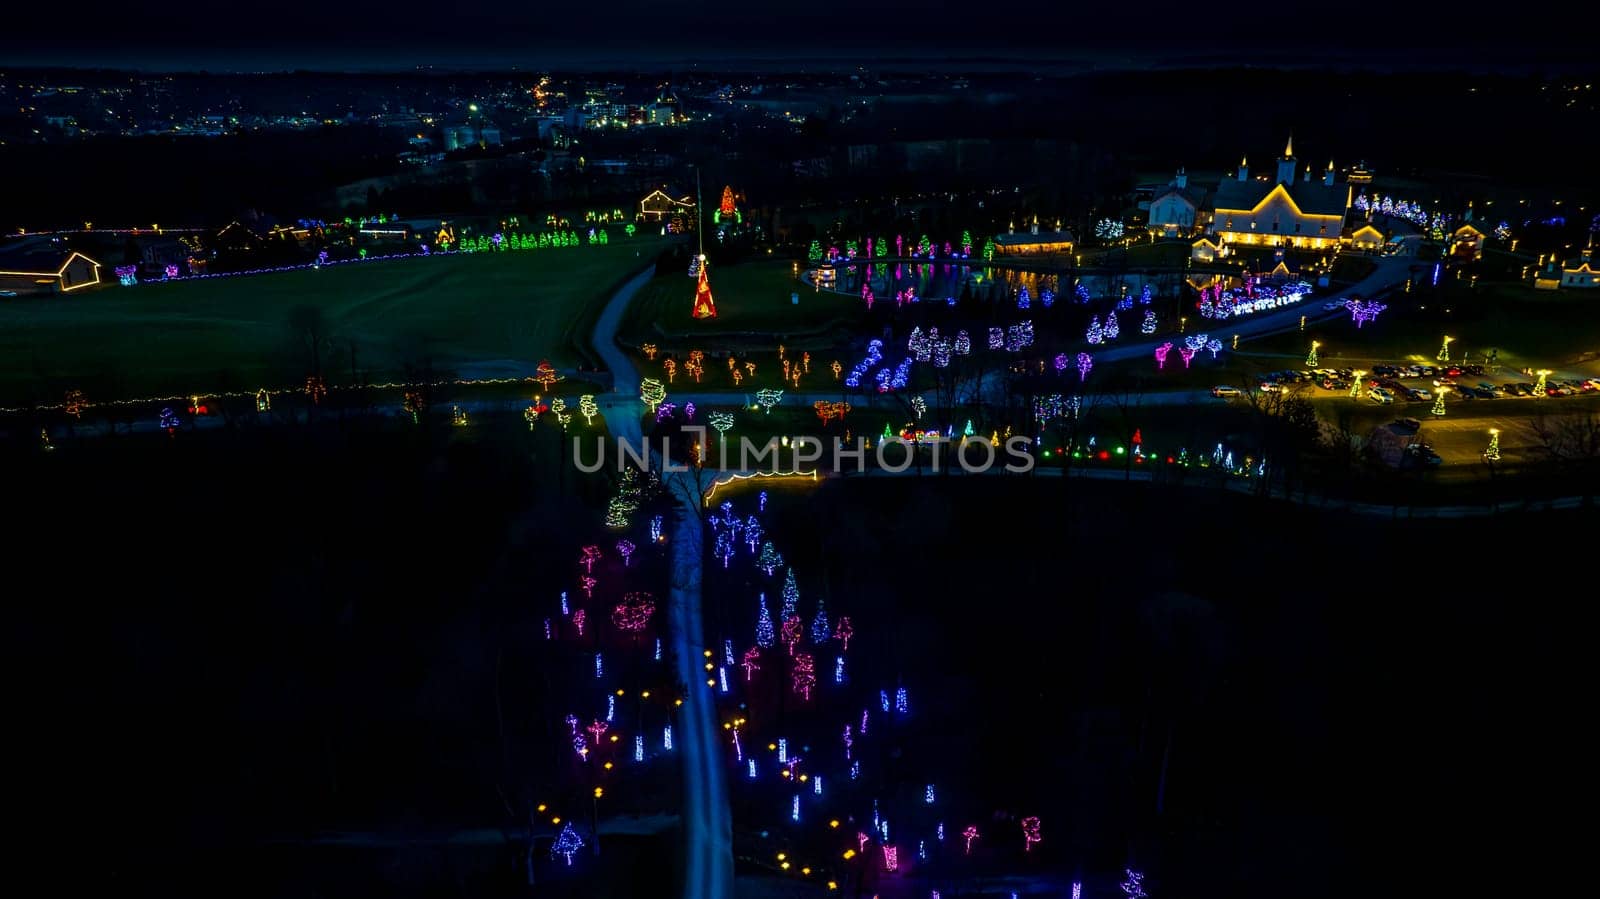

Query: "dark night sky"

xmin=0 ymin=1 xmax=1578 ymax=71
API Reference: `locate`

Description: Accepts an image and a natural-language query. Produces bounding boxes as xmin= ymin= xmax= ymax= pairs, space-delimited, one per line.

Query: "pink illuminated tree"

xmin=611 ymin=592 xmax=656 ymax=633
xmin=781 ymin=615 xmax=804 ymax=655
xmin=834 ymin=616 xmax=854 ymax=651
xmin=1021 ymin=816 xmax=1041 ymax=852
xmin=791 ymin=653 xmax=816 ymax=699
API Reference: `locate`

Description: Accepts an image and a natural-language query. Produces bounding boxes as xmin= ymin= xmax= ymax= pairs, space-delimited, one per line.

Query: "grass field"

xmin=617 ymin=260 xmax=862 ymax=349
xmin=0 ymin=237 xmax=667 ymax=406
xmin=1246 ymin=278 xmax=1600 ymax=376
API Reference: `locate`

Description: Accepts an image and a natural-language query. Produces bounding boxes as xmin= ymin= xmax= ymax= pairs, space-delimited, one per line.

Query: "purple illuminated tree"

xmin=1345 ymin=297 xmax=1388 ymax=328
xmin=1076 ymin=352 xmax=1094 ymax=381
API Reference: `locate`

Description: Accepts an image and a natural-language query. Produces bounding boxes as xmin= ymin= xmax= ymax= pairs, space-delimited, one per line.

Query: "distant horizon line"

xmin=5 ymin=50 xmax=1595 ymax=77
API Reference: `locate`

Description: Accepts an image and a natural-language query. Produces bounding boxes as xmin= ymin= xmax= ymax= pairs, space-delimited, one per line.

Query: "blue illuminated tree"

xmin=550 ymin=822 xmax=585 ymax=865
xmin=810 ymin=596 xmax=829 ymax=644
xmin=781 ymin=568 xmax=800 ymax=618
xmin=757 ymin=541 xmax=784 ymax=575
xmin=756 ymin=595 xmax=777 ymax=648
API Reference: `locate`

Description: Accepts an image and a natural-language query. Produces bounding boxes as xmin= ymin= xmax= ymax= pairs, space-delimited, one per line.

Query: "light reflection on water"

xmin=829 ymin=261 xmax=1062 ymax=304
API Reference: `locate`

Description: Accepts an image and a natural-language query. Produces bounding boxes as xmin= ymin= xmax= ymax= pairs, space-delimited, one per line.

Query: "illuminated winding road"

xmin=593 ymin=264 xmax=735 ymax=899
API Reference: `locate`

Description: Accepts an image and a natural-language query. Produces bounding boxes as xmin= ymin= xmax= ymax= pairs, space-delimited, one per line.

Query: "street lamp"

xmin=591 ymin=787 xmax=603 ymax=856
xmin=1437 ymin=335 xmax=1454 ymax=362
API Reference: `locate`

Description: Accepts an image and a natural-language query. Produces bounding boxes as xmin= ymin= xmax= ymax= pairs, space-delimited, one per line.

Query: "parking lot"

xmin=1244 ymin=363 xmax=1600 ymax=474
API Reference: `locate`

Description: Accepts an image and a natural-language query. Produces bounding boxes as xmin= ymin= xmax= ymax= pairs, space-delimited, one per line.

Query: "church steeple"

xmin=1276 ymin=134 xmax=1297 ymax=185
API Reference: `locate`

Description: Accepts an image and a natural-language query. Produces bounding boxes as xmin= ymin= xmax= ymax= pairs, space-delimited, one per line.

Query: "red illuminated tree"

xmin=535 ymin=360 xmax=562 ymax=391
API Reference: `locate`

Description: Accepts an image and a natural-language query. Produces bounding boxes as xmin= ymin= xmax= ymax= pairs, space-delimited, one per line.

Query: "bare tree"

xmin=1100 ymin=375 xmax=1149 ymax=481
xmin=1531 ymin=410 xmax=1600 ymax=506
xmin=1238 ymin=382 xmax=1320 ymax=500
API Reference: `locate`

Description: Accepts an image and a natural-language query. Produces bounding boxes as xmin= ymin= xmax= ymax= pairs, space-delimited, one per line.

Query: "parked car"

xmin=1260 ymin=381 xmax=1284 ymax=393
xmin=1404 ymin=444 xmax=1443 ymax=467
xmin=1411 ymin=387 xmax=1433 ymax=401
xmin=1453 ymin=387 xmax=1475 ymax=400
xmin=1478 ymin=382 xmax=1502 ymax=396
xmin=1211 ymin=385 xmax=1243 ymax=398
xmin=1368 ymin=388 xmax=1395 ymax=404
